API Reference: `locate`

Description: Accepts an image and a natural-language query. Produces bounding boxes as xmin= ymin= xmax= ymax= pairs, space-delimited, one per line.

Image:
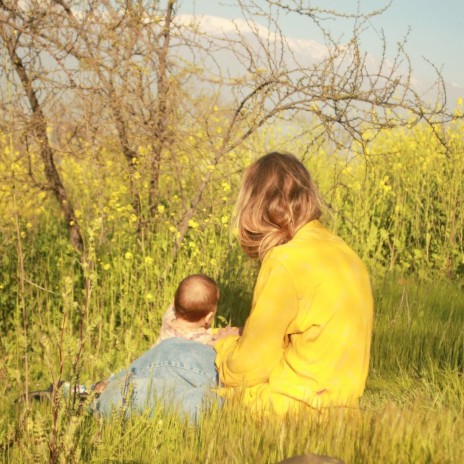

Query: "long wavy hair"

xmin=234 ymin=152 xmax=322 ymax=261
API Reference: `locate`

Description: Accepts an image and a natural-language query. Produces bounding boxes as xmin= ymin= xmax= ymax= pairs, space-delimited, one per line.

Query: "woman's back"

xmin=215 ymin=220 xmax=373 ymax=414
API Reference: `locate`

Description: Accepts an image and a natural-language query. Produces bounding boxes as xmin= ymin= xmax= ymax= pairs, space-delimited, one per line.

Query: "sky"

xmin=180 ymin=0 xmax=464 ymax=107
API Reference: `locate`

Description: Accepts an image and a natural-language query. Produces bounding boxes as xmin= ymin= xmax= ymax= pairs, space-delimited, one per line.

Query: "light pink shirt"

xmin=152 ymin=305 xmax=216 ymax=347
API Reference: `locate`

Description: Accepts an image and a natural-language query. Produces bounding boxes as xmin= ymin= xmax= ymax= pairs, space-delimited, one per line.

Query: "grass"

xmin=1 ymin=267 xmax=463 ymax=463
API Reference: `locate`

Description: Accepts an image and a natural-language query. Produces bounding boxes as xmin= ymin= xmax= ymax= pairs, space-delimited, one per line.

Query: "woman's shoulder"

xmin=267 ymin=221 xmax=363 ymax=273
xmin=269 ymin=222 xmax=337 ymax=256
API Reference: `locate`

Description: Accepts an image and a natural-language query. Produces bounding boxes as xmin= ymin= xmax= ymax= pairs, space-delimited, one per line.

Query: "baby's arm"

xmin=213 ymin=326 xmax=242 ymax=342
xmin=161 ymin=302 xmax=175 ymax=324
xmin=151 ymin=302 xmax=176 ymax=348
xmin=220 ymin=326 xmax=242 ymax=336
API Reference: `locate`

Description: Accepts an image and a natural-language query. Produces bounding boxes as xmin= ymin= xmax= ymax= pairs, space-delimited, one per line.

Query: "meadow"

xmin=0 ymin=120 xmax=463 ymax=463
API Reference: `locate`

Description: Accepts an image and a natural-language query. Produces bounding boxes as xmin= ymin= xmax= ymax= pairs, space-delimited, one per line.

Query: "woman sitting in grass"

xmin=214 ymin=152 xmax=374 ymax=414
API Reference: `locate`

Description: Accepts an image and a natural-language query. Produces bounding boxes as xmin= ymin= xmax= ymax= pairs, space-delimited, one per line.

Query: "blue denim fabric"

xmin=94 ymin=338 xmax=219 ymax=422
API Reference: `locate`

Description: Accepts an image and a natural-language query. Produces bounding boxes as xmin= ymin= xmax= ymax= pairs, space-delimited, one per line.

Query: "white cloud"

xmin=176 ymin=14 xmax=329 ymax=62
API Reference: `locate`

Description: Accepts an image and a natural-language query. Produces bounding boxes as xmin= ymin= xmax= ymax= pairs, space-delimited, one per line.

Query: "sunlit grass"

xmin=1 ymin=267 xmax=463 ymax=463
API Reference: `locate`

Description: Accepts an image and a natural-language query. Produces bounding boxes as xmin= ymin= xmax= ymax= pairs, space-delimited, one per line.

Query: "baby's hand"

xmin=218 ymin=326 xmax=241 ymax=337
xmin=210 ymin=326 xmax=242 ymax=345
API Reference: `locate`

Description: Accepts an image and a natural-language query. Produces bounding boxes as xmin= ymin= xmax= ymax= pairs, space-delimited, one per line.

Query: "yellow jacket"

xmin=215 ymin=220 xmax=373 ymax=414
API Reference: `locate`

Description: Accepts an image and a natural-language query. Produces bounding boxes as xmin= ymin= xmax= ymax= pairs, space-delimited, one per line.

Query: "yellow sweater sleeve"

xmin=215 ymin=257 xmax=299 ymax=387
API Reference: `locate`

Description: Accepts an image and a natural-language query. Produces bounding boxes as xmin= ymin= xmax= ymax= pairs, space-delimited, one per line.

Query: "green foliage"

xmin=1 ymin=119 xmax=464 ymax=282
xmin=307 ymin=122 xmax=464 ymax=279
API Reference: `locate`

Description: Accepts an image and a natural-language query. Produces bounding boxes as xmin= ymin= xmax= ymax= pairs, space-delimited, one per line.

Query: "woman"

xmin=215 ymin=152 xmax=373 ymax=414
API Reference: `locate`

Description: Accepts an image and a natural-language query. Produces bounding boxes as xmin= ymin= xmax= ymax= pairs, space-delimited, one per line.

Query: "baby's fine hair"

xmin=174 ymin=274 xmax=219 ymax=322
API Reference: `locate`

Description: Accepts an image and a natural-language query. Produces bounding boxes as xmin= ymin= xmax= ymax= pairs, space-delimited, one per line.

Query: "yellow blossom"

xmin=222 ymin=181 xmax=231 ymax=193
xmin=125 ymin=252 xmax=133 ymax=260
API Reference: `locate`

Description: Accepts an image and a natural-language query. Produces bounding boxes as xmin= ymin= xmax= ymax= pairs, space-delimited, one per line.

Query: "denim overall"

xmin=95 ymin=337 xmax=219 ymax=422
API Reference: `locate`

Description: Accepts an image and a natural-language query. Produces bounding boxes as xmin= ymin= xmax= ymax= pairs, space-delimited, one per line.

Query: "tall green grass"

xmin=1 ymin=256 xmax=463 ymax=463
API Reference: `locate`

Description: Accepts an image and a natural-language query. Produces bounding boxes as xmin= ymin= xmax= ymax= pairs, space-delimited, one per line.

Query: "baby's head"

xmin=174 ymin=274 xmax=219 ymax=327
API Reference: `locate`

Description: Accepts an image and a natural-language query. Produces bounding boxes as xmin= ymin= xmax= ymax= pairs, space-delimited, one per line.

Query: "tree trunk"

xmin=149 ymin=0 xmax=174 ymax=215
xmin=1 ymin=26 xmax=84 ymax=254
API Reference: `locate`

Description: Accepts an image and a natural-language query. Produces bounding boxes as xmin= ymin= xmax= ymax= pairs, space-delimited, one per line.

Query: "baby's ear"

xmin=204 ymin=311 xmax=215 ymax=325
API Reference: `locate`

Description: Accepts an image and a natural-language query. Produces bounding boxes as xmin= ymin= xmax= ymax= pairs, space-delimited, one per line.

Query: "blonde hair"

xmin=174 ymin=274 xmax=219 ymax=322
xmin=234 ymin=152 xmax=322 ymax=261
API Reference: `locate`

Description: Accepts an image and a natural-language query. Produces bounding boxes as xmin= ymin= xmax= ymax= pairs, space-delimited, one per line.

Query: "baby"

xmin=94 ymin=274 xmax=242 ymax=420
xmin=153 ymin=273 xmax=220 ymax=346
xmin=93 ymin=273 xmax=236 ymax=395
